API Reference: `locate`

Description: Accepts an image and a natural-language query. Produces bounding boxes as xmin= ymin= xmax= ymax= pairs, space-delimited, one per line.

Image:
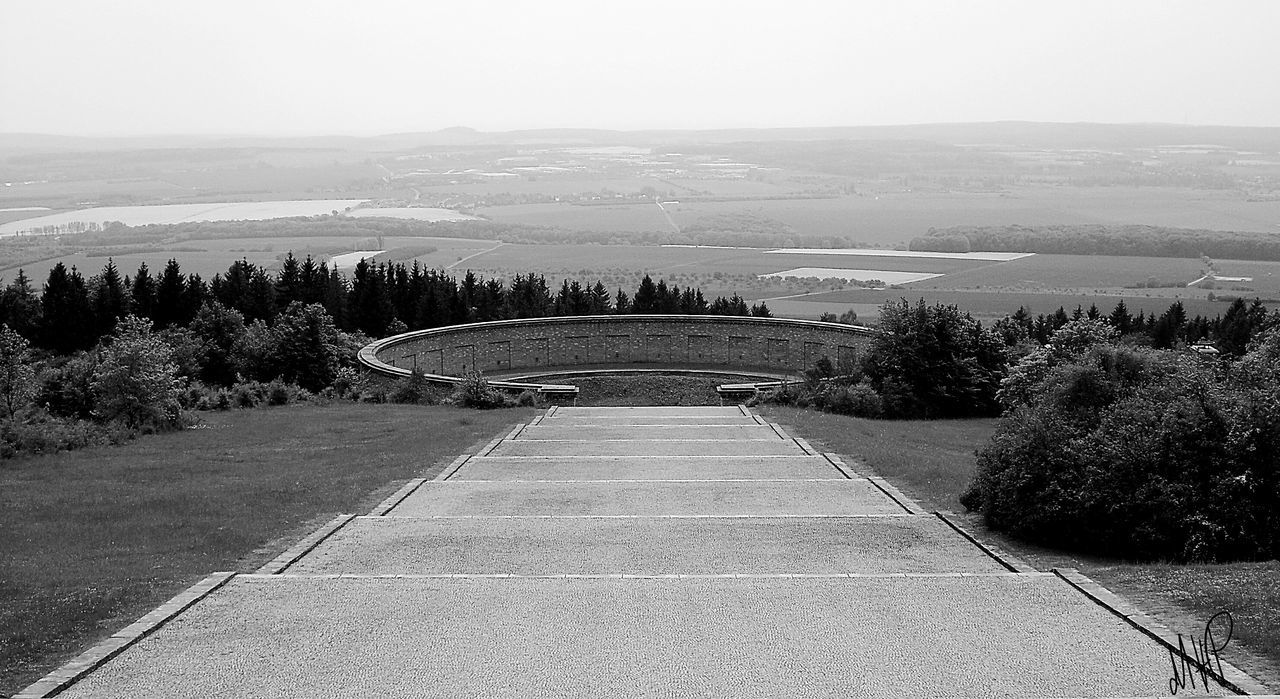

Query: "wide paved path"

xmin=24 ymin=406 xmax=1265 ymax=697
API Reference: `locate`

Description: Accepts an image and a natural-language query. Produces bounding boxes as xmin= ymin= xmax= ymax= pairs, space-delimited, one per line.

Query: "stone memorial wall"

xmin=359 ymin=315 xmax=877 ymax=384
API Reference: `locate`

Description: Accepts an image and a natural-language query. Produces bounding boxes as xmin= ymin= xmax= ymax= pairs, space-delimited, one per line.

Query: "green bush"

xmin=449 ymin=371 xmax=511 ymax=409
xmin=388 ymin=368 xmax=438 ymax=405
xmin=0 ymin=409 xmax=134 ymax=459
xmin=963 ymin=340 xmax=1280 ymax=562
xmin=822 ymin=382 xmax=883 ymax=418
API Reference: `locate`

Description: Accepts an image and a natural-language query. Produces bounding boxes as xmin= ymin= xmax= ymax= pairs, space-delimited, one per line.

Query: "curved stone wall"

xmin=359 ymin=315 xmax=877 ymax=390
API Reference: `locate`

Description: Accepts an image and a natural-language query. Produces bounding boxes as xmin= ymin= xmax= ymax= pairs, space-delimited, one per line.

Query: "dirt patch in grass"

xmin=762 ymin=406 xmax=1280 ymax=688
xmin=0 ymin=403 xmax=532 ymax=696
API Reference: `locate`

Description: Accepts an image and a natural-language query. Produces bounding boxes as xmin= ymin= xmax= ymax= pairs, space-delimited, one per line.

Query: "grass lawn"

xmin=762 ymin=406 xmax=1280 ymax=689
xmin=0 ymin=403 xmax=533 ymax=696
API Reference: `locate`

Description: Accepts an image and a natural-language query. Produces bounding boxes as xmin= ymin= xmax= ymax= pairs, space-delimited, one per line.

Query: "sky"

xmin=3 ymin=0 xmax=1279 ymax=136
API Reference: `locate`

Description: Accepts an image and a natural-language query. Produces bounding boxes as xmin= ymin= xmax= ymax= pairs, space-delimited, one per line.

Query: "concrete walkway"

xmin=22 ymin=406 xmax=1270 ymax=697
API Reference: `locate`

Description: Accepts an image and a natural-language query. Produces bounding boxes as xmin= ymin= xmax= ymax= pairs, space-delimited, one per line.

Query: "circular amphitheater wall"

xmin=358 ymin=315 xmax=877 ymax=392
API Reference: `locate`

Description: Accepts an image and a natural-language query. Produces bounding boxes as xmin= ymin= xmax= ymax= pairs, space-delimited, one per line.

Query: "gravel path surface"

xmin=289 ymin=515 xmax=1002 ymax=575
xmin=43 ymin=405 xmax=1248 ymax=698
xmin=58 ymin=575 xmax=1223 ymax=699
xmin=388 ymin=480 xmax=904 ymax=517
xmin=490 ymin=439 xmax=806 ymax=456
xmin=450 ymin=455 xmax=844 ymax=480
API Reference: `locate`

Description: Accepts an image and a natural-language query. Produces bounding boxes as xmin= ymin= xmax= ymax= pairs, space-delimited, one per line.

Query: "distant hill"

xmin=6 ymin=122 xmax=1280 ymax=155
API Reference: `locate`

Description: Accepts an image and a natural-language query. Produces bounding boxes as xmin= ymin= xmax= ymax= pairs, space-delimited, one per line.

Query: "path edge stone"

xmin=255 ymin=514 xmax=358 ymax=574
xmin=13 ymin=571 xmax=236 ymax=699
xmin=370 ymin=478 xmax=427 ymax=515
xmin=933 ymin=511 xmax=1034 ymax=573
xmin=1053 ymin=567 xmax=1273 ymax=696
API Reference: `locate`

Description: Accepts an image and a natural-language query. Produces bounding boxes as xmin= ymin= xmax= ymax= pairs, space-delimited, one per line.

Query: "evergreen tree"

xmin=244 ymin=266 xmax=278 ymax=323
xmin=589 ymin=281 xmax=612 ymax=314
xmin=40 ymin=263 xmax=94 ymax=353
xmin=1086 ymin=303 xmax=1100 ymax=320
xmin=275 ymin=252 xmax=303 ymax=308
xmin=633 ymin=274 xmax=658 ymax=313
xmin=0 ymin=270 xmax=41 ymax=341
xmin=349 ymin=259 xmax=394 ymax=336
xmin=1108 ymin=300 xmax=1133 ymax=335
xmin=153 ymin=259 xmax=188 ymax=328
xmin=1150 ymin=300 xmax=1187 ymax=349
xmin=750 ymin=301 xmax=773 ymax=318
xmin=614 ymin=288 xmax=632 ymax=314
xmin=182 ymin=273 xmax=208 ymax=324
xmin=90 ymin=258 xmax=129 ymax=340
xmin=1216 ymin=297 xmax=1270 ymax=356
xmin=130 ymin=262 xmax=156 ymax=320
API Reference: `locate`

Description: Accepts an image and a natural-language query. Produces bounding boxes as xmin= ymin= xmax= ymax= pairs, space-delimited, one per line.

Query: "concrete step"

xmin=449 ymin=455 xmax=842 ymax=481
xmin=539 ymin=416 xmax=762 ymax=426
xmin=387 ymin=479 xmax=905 ymax=517
xmin=487 ymin=439 xmax=806 ymax=457
xmin=287 ymin=515 xmax=1004 ymax=576
xmin=514 ymin=424 xmax=786 ymax=441
xmin=548 ymin=406 xmax=749 ymax=418
xmin=57 ymin=575 xmax=1214 ymax=699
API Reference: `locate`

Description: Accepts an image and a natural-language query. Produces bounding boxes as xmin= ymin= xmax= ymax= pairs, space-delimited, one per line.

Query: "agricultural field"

xmin=474 ymin=186 xmax=1280 ymax=249
xmin=477 ymin=201 xmax=673 ymax=233
xmin=766 ymin=288 xmax=1230 ymax=323
xmin=0 ymin=200 xmax=367 ymax=236
xmin=0 ymin=235 xmax=501 ymax=280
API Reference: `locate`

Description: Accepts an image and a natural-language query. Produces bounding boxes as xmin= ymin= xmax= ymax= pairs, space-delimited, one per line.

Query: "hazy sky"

xmin=3 ymin=0 xmax=1278 ymax=136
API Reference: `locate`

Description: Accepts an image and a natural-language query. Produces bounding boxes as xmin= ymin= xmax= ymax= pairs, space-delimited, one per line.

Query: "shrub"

xmin=0 ymin=409 xmax=134 ymax=459
xmin=964 ymin=342 xmax=1280 ymax=562
xmin=0 ymin=324 xmax=36 ymax=419
xmin=266 ymin=380 xmax=291 ymax=406
xmin=450 ymin=371 xmax=510 ymax=409
xmin=331 ymin=366 xmax=365 ymax=400
xmin=389 ymin=369 xmax=433 ymax=405
xmin=823 ymin=382 xmax=883 ymax=418
xmin=91 ymin=316 xmax=185 ymax=431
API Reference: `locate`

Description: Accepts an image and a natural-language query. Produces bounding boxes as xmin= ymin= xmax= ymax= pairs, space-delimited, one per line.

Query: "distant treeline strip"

xmin=64 ymin=216 xmax=860 ymax=249
xmin=910 ymin=224 xmax=1280 ymax=261
xmin=0 ymin=253 xmax=771 ymax=356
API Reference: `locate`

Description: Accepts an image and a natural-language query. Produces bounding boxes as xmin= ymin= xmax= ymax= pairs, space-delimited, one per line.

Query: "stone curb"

xmin=820 ymin=453 xmax=857 ymax=479
xmin=476 ymin=432 xmax=508 ymax=456
xmin=933 ymin=511 xmax=1034 ymax=573
xmin=792 ymin=437 xmax=817 ymax=455
xmin=545 ymin=405 xmax=559 ymax=418
xmin=437 ymin=454 xmax=473 ymax=481
xmin=765 ymin=422 xmax=792 ymax=440
xmin=14 ymin=571 xmax=236 ymax=699
xmin=255 ymin=514 xmax=357 ymax=574
xmin=861 ymin=474 xmax=928 ymax=515
xmin=1053 ymin=568 xmax=1272 ymax=696
xmin=737 ymin=405 xmax=751 ymax=416
xmin=370 ymin=478 xmax=427 ymax=515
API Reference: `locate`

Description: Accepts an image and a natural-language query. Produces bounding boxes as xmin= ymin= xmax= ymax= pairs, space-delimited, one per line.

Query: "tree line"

xmin=910 ymin=223 xmax=1280 ymax=261
xmin=0 ymin=255 xmax=771 ymax=355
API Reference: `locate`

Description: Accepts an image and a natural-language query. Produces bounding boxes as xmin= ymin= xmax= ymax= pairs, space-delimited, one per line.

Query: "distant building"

xmin=1189 ymin=339 xmax=1220 ymax=356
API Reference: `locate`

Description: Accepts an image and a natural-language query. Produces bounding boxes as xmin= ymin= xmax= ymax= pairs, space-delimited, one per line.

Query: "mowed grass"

xmin=763 ymin=406 xmax=1280 ymax=685
xmin=0 ymin=403 xmax=533 ymax=696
